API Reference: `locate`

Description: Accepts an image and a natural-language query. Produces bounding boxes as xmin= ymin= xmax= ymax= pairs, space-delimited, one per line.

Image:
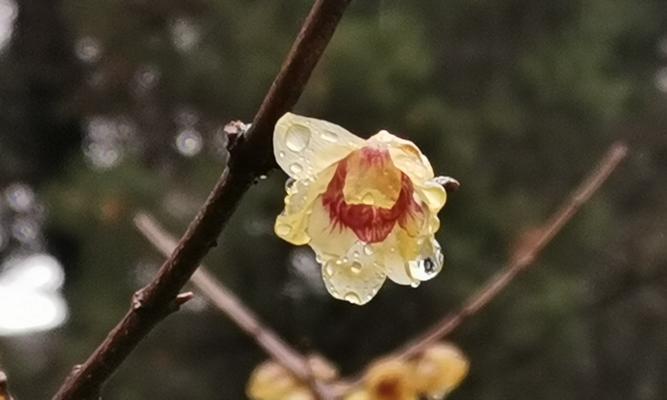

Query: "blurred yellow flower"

xmin=247 ymin=356 xmax=338 ymax=400
xmin=274 ymin=113 xmax=448 ymax=305
xmin=363 ymin=359 xmax=418 ymax=400
xmin=412 ymin=343 xmax=469 ymax=398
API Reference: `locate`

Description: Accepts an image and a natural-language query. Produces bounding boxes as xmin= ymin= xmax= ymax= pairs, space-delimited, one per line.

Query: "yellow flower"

xmin=362 ymin=359 xmax=418 ymax=400
xmin=246 ymin=357 xmax=338 ymax=400
xmin=274 ymin=113 xmax=448 ymax=305
xmin=412 ymin=343 xmax=469 ymax=398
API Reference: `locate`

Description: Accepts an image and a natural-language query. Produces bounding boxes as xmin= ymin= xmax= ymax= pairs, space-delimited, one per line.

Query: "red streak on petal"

xmin=322 ymin=148 xmax=423 ymax=243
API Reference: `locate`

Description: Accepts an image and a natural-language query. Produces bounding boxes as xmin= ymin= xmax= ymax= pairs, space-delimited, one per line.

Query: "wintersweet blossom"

xmin=274 ymin=113 xmax=448 ymax=305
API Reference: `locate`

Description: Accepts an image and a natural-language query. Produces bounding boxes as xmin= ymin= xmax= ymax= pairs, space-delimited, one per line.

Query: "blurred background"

xmin=0 ymin=0 xmax=665 ymax=398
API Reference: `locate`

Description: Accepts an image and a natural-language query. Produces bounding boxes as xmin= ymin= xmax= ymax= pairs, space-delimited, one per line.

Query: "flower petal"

xmin=377 ymin=228 xmax=418 ymax=286
xmin=274 ymin=113 xmax=366 ymax=181
xmin=306 ymin=195 xmax=358 ymax=258
xmin=275 ymin=166 xmax=336 ymax=245
xmin=321 ymin=258 xmax=386 ymax=305
xmin=368 ymin=130 xmax=435 ymax=182
xmin=413 ymin=343 xmax=469 ymax=398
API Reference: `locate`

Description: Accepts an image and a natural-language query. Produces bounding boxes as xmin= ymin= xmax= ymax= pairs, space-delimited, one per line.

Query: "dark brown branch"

xmin=52 ymin=1 xmax=352 ymax=399
xmin=0 ymin=371 xmax=13 ymax=400
xmin=396 ymin=142 xmax=628 ymax=360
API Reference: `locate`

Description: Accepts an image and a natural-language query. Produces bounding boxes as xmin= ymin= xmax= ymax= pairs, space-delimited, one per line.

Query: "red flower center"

xmin=322 ymin=147 xmax=423 ymax=243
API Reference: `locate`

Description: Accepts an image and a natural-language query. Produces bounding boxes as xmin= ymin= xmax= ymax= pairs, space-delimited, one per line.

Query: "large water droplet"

xmin=361 ymin=193 xmax=375 ymax=205
xmin=408 ymin=240 xmax=444 ymax=281
xmin=350 ymin=261 xmax=362 ymax=274
xmin=344 ymin=292 xmax=361 ymax=305
xmin=285 ymin=124 xmax=310 ymax=152
xmin=275 ymin=223 xmax=292 ymax=237
xmin=321 ymin=130 xmax=338 ymax=142
xmin=289 ymin=163 xmax=303 ymax=175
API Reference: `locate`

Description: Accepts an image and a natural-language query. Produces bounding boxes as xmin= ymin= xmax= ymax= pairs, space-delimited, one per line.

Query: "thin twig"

xmin=52 ymin=1 xmax=352 ymax=399
xmin=397 ymin=142 xmax=628 ymax=360
xmin=0 ymin=371 xmax=13 ymax=400
xmin=133 ymin=213 xmax=327 ymax=390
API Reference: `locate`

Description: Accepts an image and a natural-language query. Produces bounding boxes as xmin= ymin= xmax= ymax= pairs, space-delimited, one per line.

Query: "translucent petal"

xmin=377 ymin=229 xmax=418 ymax=286
xmin=368 ymin=130 xmax=435 ymax=182
xmin=413 ymin=180 xmax=447 ymax=213
xmin=275 ymin=166 xmax=336 ymax=245
xmin=319 ymin=240 xmax=387 ymax=305
xmin=306 ymin=196 xmax=359 ymax=258
xmin=342 ymin=148 xmax=402 ymax=209
xmin=274 ymin=113 xmax=366 ymax=181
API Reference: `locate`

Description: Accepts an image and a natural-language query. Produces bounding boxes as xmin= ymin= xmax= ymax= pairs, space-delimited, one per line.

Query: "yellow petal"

xmin=275 ymin=165 xmax=336 ymax=245
xmin=247 ymin=361 xmax=300 ymax=400
xmin=321 ymin=255 xmax=386 ymax=306
xmin=306 ymin=196 xmax=358 ymax=258
xmin=364 ymin=359 xmax=418 ymax=400
xmin=368 ymin=130 xmax=435 ymax=182
xmin=377 ymin=229 xmax=418 ymax=286
xmin=344 ymin=390 xmax=371 ymax=400
xmin=342 ymin=148 xmax=402 ymax=209
xmin=413 ymin=343 xmax=469 ymax=398
xmin=274 ymin=113 xmax=366 ymax=181
xmin=413 ymin=180 xmax=447 ymax=213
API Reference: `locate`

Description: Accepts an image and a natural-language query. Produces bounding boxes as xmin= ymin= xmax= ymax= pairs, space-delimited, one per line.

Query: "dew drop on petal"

xmin=275 ymin=223 xmax=292 ymax=237
xmin=363 ymin=245 xmax=374 ymax=256
xmin=350 ymin=261 xmax=362 ymax=274
xmin=289 ymin=163 xmax=303 ymax=175
xmin=408 ymin=240 xmax=444 ymax=281
xmin=324 ymin=262 xmax=335 ymax=277
xmin=279 ymin=151 xmax=285 ymax=158
xmin=344 ymin=292 xmax=362 ymax=305
xmin=321 ymin=130 xmax=338 ymax=143
xmin=285 ymin=124 xmax=311 ymax=152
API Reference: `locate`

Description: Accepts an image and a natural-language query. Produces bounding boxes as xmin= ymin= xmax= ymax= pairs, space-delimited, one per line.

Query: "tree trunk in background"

xmin=0 ymin=0 xmax=82 ymax=185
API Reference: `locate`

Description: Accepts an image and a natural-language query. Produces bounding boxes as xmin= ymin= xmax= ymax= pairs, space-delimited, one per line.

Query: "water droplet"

xmin=289 ymin=163 xmax=303 ymax=175
xmin=350 ymin=261 xmax=362 ymax=274
xmin=321 ymin=130 xmax=338 ymax=142
xmin=279 ymin=151 xmax=285 ymax=158
xmin=175 ymin=128 xmax=203 ymax=157
xmin=324 ymin=262 xmax=335 ymax=277
xmin=284 ymin=177 xmax=296 ymax=192
xmin=344 ymin=292 xmax=361 ymax=305
xmin=275 ymin=223 xmax=292 ymax=237
xmin=389 ymin=247 xmax=396 ymax=253
xmin=363 ymin=245 xmax=374 ymax=256
xmin=258 ymin=174 xmax=268 ymax=180
xmin=352 ymin=250 xmax=360 ymax=259
xmin=410 ymin=281 xmax=421 ymax=288
xmin=285 ymin=124 xmax=311 ymax=152
xmin=361 ymin=193 xmax=375 ymax=205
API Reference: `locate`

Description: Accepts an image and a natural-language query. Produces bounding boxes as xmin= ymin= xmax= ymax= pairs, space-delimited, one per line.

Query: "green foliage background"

xmin=0 ymin=0 xmax=666 ymax=399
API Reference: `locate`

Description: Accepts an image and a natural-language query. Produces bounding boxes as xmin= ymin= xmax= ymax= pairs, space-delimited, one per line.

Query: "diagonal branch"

xmin=396 ymin=142 xmax=628 ymax=360
xmin=133 ymin=213 xmax=316 ymax=384
xmin=52 ymin=1 xmax=352 ymax=399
